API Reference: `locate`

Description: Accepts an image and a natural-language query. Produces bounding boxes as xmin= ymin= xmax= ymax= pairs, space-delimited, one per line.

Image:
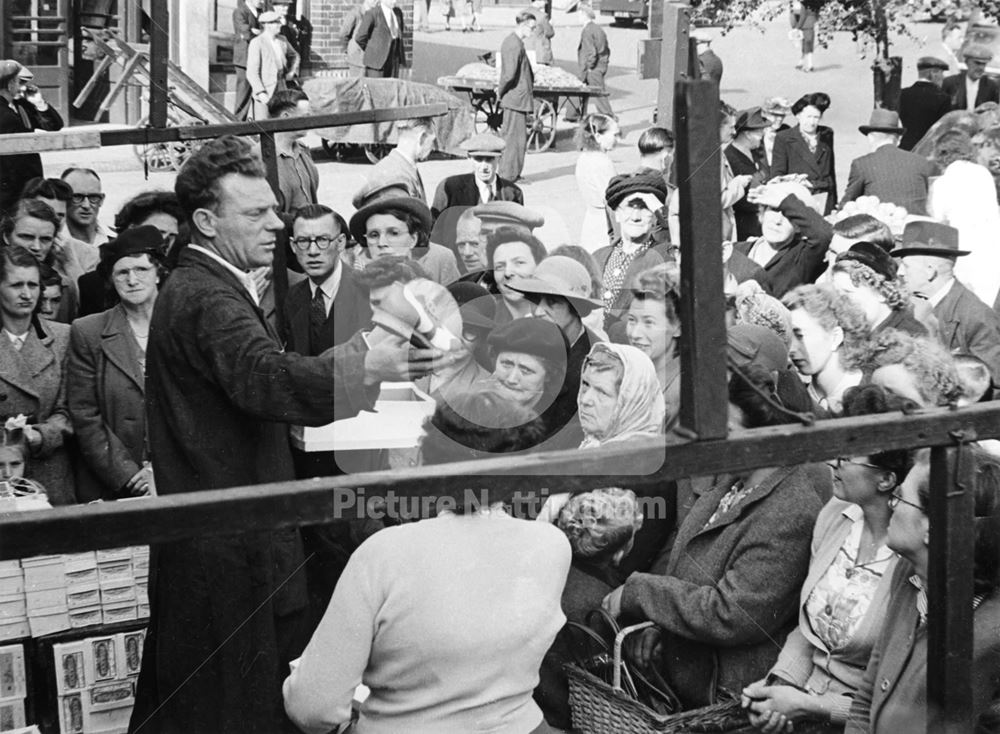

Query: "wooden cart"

xmin=437 ymin=75 xmax=608 ymax=153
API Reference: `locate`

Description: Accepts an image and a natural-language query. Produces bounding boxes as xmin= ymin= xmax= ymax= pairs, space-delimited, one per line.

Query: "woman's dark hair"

xmin=637 ymin=127 xmax=674 ymax=156
xmin=355 ymin=255 xmax=429 ymax=289
xmin=114 ymin=190 xmax=183 ymax=232
xmin=729 ymin=364 xmax=793 ymax=428
xmin=0 ymin=247 xmax=42 ymax=326
xmin=792 ymin=92 xmax=830 ymax=116
xmin=841 ymin=384 xmax=917 ymax=482
xmin=373 ymin=207 xmax=430 ymax=251
xmin=935 ymin=129 xmax=978 ymax=168
xmin=1 ymin=199 xmax=60 ymax=243
xmin=37 ymin=261 xmax=62 ymax=289
xmin=486 ymin=227 xmax=547 ymax=269
xmin=20 ymin=177 xmax=73 ymax=204
xmin=629 ymin=263 xmax=681 ymax=325
xmin=831 ymin=214 xmax=894 ymax=252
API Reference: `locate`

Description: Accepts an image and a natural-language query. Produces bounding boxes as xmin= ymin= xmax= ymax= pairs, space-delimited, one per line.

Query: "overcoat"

xmin=839 ymin=144 xmax=936 ymax=215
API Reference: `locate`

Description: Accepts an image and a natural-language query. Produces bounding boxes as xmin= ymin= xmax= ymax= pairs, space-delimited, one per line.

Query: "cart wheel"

xmin=527 ymin=98 xmax=556 ymax=153
xmin=132 ymin=115 xmax=196 ymax=172
xmin=473 ymin=97 xmax=504 ymax=134
xmin=364 ymin=144 xmax=393 ymax=164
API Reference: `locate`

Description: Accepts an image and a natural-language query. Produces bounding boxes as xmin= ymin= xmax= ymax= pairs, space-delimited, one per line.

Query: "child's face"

xmin=0 ymin=446 xmax=25 ymax=480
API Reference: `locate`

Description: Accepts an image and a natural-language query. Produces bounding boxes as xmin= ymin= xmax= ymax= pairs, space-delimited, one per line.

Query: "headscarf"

xmin=579 ymin=342 xmax=665 ymax=449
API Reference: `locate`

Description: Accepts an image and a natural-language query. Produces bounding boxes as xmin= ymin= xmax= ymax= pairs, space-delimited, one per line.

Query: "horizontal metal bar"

xmin=2 ymin=403 xmax=999 ymax=559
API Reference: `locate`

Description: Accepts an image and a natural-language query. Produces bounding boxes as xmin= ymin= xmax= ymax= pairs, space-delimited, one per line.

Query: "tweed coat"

xmin=430 ymin=172 xmax=523 ymax=219
xmin=130 ymin=248 xmax=377 ymax=734
xmin=66 ymin=305 xmax=147 ymax=501
xmin=934 ymin=279 xmax=1000 ymax=385
xmin=840 ymin=144 xmax=936 ymax=215
xmin=942 ymin=71 xmax=1000 ymax=111
xmin=620 ymin=464 xmax=823 ymax=708
xmin=898 ymin=80 xmax=951 ymax=151
xmin=0 ymin=318 xmax=73 ymax=503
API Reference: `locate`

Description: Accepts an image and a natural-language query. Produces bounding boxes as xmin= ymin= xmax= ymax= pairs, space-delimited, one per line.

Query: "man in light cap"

xmin=693 ymin=30 xmax=723 ymax=85
xmin=430 ymin=132 xmax=524 ymax=219
xmin=0 ymin=60 xmax=64 ymax=214
xmin=899 ymin=56 xmax=952 ymax=150
xmin=246 ymin=9 xmax=300 ymax=119
xmin=943 ymin=43 xmax=1000 ymax=111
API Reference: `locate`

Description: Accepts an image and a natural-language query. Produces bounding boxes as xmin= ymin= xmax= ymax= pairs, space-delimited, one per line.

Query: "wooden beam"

xmin=0 ymin=105 xmax=451 ymax=155
xmin=5 ymin=405 xmax=1000 ymax=559
xmin=656 ymin=2 xmax=691 ymax=128
xmin=148 ymin=1 xmax=169 ymax=128
xmin=675 ymin=79 xmax=726 ymax=439
xmin=927 ymin=444 xmax=975 ymax=733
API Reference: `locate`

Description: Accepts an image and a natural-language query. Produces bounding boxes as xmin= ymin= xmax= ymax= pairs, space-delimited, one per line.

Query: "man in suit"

xmin=340 ymin=0 xmax=376 ymax=77
xmin=360 ymin=118 xmax=434 ymax=204
xmin=894 ymin=221 xmax=1000 ymax=385
xmin=431 ymin=132 xmax=524 ymax=219
xmin=840 ymin=109 xmax=936 ymax=215
xmin=355 ymin=0 xmax=406 ymax=78
xmin=0 ymin=61 xmax=63 ymax=215
xmin=246 ymin=11 xmax=300 ymax=120
xmin=942 ymin=43 xmax=999 ymax=111
xmin=899 ymin=56 xmax=952 ymax=151
xmin=232 ymin=0 xmax=270 ymax=117
xmin=577 ymin=5 xmax=613 ymax=117
xmin=130 ymin=136 xmax=451 ymax=734
xmin=498 ymin=11 xmax=536 ymax=182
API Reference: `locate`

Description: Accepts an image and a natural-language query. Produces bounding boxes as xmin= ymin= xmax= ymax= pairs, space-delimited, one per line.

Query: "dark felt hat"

xmin=836 ymin=240 xmax=899 ymax=280
xmin=605 ymin=171 xmax=669 ymax=210
xmin=447 ymin=281 xmax=496 ymax=330
xmin=727 ymin=323 xmax=789 ymax=374
xmin=859 ymin=108 xmax=906 ymax=136
xmin=487 ymin=317 xmax=567 ymax=366
xmin=917 ymin=55 xmax=949 ymax=71
xmin=97 ymin=225 xmax=164 ymax=280
xmin=735 ymin=106 xmax=770 ymax=133
xmin=892 ymin=220 xmax=969 ymax=258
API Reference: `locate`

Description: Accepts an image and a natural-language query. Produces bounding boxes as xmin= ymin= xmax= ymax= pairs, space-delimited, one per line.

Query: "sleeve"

xmin=770 ymin=134 xmax=789 ymax=178
xmin=840 ymin=159 xmax=864 ymax=206
xmin=285 ymin=39 xmax=301 ymax=77
xmin=245 ymin=40 xmax=265 ymax=95
xmin=34 ymin=341 xmax=73 ymax=459
xmin=66 ymin=324 xmax=141 ymax=493
xmin=431 ymin=180 xmax=448 ymax=220
xmin=779 ymin=193 xmax=832 ymax=251
xmin=844 ymin=638 xmax=878 ymax=732
xmin=283 ymin=537 xmax=382 ymax=734
xmin=28 ymin=103 xmax=63 ymax=132
xmin=339 ymin=10 xmax=359 ymax=45
xmin=498 ymin=37 xmax=517 ymax=98
xmin=194 ymin=291 xmax=376 ymax=425
xmin=582 ymin=28 xmax=597 ymax=72
xmin=233 ymin=8 xmax=252 ymax=40
xmin=355 ymin=10 xmax=375 ymax=52
xmin=619 ymin=493 xmax=815 ymax=646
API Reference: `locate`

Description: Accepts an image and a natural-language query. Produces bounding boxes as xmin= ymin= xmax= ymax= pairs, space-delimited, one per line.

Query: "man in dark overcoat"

xmin=129 ymin=135 xmax=449 ymax=734
xmin=898 ymin=56 xmax=951 ymax=151
xmin=497 ymin=11 xmax=537 ymax=182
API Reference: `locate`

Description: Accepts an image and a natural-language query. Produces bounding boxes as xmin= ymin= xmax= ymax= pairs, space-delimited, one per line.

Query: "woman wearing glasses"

xmin=742 ymin=384 xmax=913 ymax=733
xmin=67 ymin=226 xmax=165 ymax=501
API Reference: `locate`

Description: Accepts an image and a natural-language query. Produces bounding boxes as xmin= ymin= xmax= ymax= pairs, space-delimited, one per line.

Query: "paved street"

xmin=39 ymin=8 xmax=951 ymax=245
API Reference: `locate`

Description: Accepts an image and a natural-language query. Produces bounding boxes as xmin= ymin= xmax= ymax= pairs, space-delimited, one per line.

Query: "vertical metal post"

xmin=260 ymin=132 xmax=289 ymax=340
xmin=927 ymin=444 xmax=974 ymax=733
xmin=149 ymin=1 xmax=169 ymax=128
xmin=675 ymin=79 xmax=726 ymax=440
xmin=656 ymin=2 xmax=691 ymax=130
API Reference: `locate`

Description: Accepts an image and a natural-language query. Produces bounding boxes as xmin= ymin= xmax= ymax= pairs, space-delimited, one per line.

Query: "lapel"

xmin=101 ymin=305 xmax=145 ymax=393
xmin=934 ymin=281 xmax=963 ymax=348
xmin=804 ymin=503 xmax=859 ymax=597
xmin=457 ymin=173 xmax=480 ymax=203
xmin=184 ymin=249 xmax=276 ymax=340
xmin=787 ymin=132 xmax=824 ymax=177
xmin=287 ymin=280 xmax=311 ymax=353
xmin=0 ymin=323 xmax=53 ymax=400
xmin=688 ymin=466 xmax=797 ymax=542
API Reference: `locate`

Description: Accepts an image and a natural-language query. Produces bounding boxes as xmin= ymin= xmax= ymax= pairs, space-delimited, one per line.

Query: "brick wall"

xmin=306 ymin=0 xmax=414 ymax=76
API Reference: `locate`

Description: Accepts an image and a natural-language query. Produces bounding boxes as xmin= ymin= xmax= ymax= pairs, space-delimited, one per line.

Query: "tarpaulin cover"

xmin=301 ymin=76 xmax=474 ymax=154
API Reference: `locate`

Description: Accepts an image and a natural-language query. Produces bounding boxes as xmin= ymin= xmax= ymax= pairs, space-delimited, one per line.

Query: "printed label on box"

xmin=91 ymin=638 xmax=117 ymax=682
xmin=0 ymin=644 xmax=26 ymax=699
xmin=121 ymin=631 xmax=144 ymax=676
xmin=60 ymin=693 xmax=86 ymax=734
xmin=89 ymin=679 xmax=134 ymax=711
xmin=53 ymin=643 xmax=87 ymax=694
xmin=0 ymin=697 xmax=26 ymax=731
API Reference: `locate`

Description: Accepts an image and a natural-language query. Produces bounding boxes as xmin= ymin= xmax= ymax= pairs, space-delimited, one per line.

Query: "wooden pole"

xmin=927 ymin=444 xmax=974 ymax=733
xmin=674 ymin=78 xmax=726 ymax=440
xmin=656 ymin=2 xmax=692 ymax=129
xmin=148 ymin=0 xmax=169 ymax=128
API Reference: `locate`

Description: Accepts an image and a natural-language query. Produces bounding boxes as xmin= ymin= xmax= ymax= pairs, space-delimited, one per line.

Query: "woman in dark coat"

xmin=67 ymin=226 xmax=164 ymax=501
xmin=771 ymin=93 xmax=838 ymax=213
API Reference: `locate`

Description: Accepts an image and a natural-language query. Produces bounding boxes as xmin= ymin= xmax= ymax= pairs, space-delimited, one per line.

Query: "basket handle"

xmin=612 ymin=621 xmax=655 ymax=692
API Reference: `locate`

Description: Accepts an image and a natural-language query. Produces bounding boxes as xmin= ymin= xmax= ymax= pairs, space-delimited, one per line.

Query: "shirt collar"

xmin=309 ymin=263 xmax=343 ymax=303
xmin=909 ymin=574 xmax=929 ymax=626
xmin=3 ymin=329 xmax=27 ymax=347
xmin=188 ymin=244 xmax=260 ymax=305
xmin=927 ymin=277 xmax=956 ymax=308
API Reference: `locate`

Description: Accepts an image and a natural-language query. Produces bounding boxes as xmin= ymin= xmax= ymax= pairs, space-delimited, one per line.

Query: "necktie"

xmin=309 ymin=287 xmax=327 ymax=354
xmin=12 ymin=336 xmax=24 ymax=352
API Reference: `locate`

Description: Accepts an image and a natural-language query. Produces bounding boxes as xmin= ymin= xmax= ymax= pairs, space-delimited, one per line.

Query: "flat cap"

xmin=963 ymin=43 xmax=994 ymax=62
xmin=917 ymin=55 xmax=949 ymax=71
xmin=460 ymin=132 xmax=506 ymax=157
xmin=471 ymin=201 xmax=545 ymax=230
xmin=605 ymin=171 xmax=669 ymax=210
xmin=0 ymin=60 xmax=25 ymax=84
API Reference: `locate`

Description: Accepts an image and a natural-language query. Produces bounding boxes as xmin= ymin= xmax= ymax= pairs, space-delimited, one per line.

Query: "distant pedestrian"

xmin=497 ymin=12 xmax=537 ymax=182
xmin=942 ymin=44 xmax=1000 ymax=112
xmin=898 ymin=56 xmax=952 ymax=151
xmin=355 ymin=0 xmax=406 ymax=78
xmin=789 ymin=0 xmax=820 ymax=73
xmin=526 ymin=0 xmax=555 ymax=64
xmin=693 ymin=31 xmax=722 ymax=85
xmin=246 ymin=10 xmax=300 ymax=120
xmin=340 ymin=0 xmax=376 ymax=76
xmin=576 ymin=5 xmax=613 ymax=118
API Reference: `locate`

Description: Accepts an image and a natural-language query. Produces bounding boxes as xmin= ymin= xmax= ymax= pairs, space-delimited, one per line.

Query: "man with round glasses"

xmin=60 ymin=167 xmax=112 ymax=247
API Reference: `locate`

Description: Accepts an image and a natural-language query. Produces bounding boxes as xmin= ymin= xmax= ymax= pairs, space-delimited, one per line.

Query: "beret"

xmin=605 ymin=171 xmax=668 ymax=209
xmin=836 ymin=240 xmax=898 ymax=280
xmin=727 ymin=323 xmax=789 ymax=374
xmin=471 ymin=201 xmax=545 ymax=230
xmin=488 ymin=317 xmax=568 ymax=366
xmin=97 ymin=225 xmax=164 ymax=279
xmin=917 ymin=55 xmax=949 ymax=71
xmin=461 ymin=132 xmax=506 ymax=157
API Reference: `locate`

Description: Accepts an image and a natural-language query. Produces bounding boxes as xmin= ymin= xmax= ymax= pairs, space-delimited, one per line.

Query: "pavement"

xmin=39 ymin=8 xmax=951 ymax=243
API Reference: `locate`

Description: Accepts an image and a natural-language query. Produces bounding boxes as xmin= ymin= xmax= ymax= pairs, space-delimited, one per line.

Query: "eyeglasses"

xmin=888 ymin=491 xmax=925 ymax=512
xmin=291 ymin=234 xmax=341 ymax=251
xmin=70 ymin=193 xmax=105 ymax=206
xmin=111 ymin=265 xmax=156 ymax=282
xmin=832 ymin=456 xmax=884 ymax=471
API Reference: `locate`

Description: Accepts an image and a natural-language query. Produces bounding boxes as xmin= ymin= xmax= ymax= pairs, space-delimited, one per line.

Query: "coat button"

xmin=880 ymin=679 xmax=890 ymax=691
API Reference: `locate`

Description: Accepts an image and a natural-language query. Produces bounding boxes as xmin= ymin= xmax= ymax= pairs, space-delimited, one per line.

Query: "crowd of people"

xmin=4 ymin=9 xmax=1000 ymax=731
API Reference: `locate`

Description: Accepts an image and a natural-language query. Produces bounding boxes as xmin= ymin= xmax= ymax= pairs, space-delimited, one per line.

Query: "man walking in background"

xmin=498 ymin=11 xmax=536 ymax=182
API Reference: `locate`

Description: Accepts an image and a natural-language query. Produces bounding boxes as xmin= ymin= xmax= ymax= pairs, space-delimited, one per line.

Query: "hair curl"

xmin=840 ymin=384 xmax=917 ymax=481
xmin=174 ymin=135 xmax=266 ymax=223
xmin=556 ymin=488 xmax=643 ymax=562
xmin=782 ymin=283 xmax=870 ymax=369
xmin=487 ymin=227 xmax=547 ymax=269
xmin=859 ymin=328 xmax=963 ymax=407
xmin=114 ymin=190 xmax=183 ymax=232
xmin=355 ymin=255 xmax=429 ymax=289
xmin=832 ymin=258 xmax=910 ymax=311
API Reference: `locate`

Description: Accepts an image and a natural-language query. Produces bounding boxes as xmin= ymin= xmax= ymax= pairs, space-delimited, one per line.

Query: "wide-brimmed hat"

xmin=97 ymin=225 xmax=164 ymax=280
xmin=762 ymin=96 xmax=792 ymax=118
xmin=917 ymin=56 xmax=949 ymax=71
xmin=859 ymin=108 xmax=906 ymax=136
xmin=506 ymin=256 xmax=603 ymax=315
xmin=447 ymin=281 xmax=496 ymax=330
xmin=836 ymin=241 xmax=898 ymax=280
xmin=892 ymin=221 xmax=968 ymax=258
xmin=735 ymin=106 xmax=770 ymax=133
xmin=488 ymin=317 xmax=567 ymax=366
xmin=471 ymin=201 xmax=545 ymax=231
xmin=461 ymin=132 xmax=506 ymax=158
xmin=605 ymin=171 xmax=668 ymax=210
xmin=349 ymin=189 xmax=433 ymax=247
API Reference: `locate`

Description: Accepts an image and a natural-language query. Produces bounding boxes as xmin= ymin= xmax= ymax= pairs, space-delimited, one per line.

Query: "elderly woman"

xmin=284 ymin=390 xmax=570 ymax=734
xmin=742 ymin=385 xmax=913 ymax=733
xmin=67 ymin=226 xmax=164 ymax=501
xmin=771 ymin=93 xmax=837 ymax=213
xmin=349 ymin=188 xmax=460 ymax=285
xmin=927 ymin=129 xmax=1000 ymax=307
xmin=0 ymin=246 xmax=74 ymax=504
xmin=574 ymin=113 xmax=620 ymax=253
xmin=603 ymin=355 xmax=824 ymax=710
xmin=830 ymin=242 xmax=926 ymax=337
xmin=626 ymin=265 xmax=682 ymax=428
xmin=1 ymin=198 xmax=84 ymax=322
xmin=845 ymin=447 xmax=1000 ymax=732
xmin=489 ymin=227 xmax=548 ymax=324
